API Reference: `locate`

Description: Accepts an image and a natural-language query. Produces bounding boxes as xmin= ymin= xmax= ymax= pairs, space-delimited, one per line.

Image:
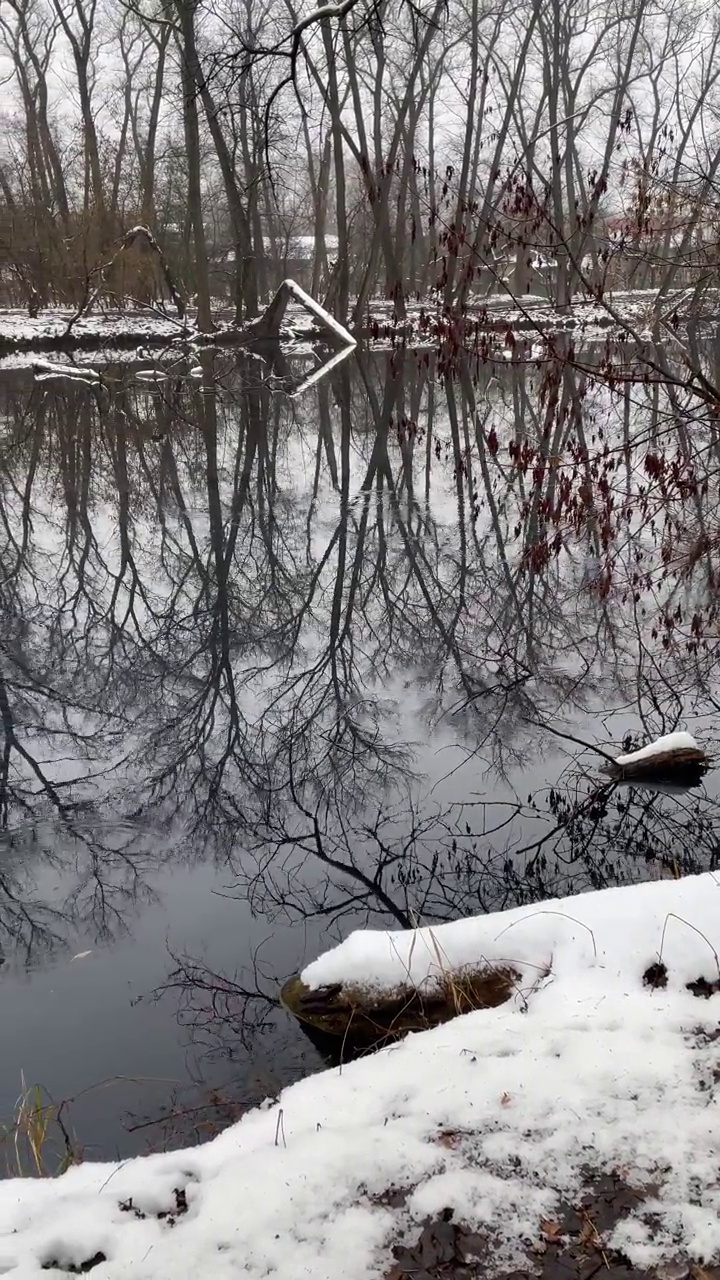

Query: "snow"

xmin=2 ymin=873 xmax=720 ymax=1276
xmin=301 ymin=867 xmax=718 ymax=994
xmin=0 ymin=284 xmax=705 ymax=362
xmin=226 ymin=234 xmax=342 ymax=262
xmin=0 ymin=294 xmax=353 ymax=358
xmin=34 ymin=372 xmax=100 ymax=385
xmin=614 ymin=730 xmax=700 ymax=767
xmin=32 ymin=359 xmax=102 ymax=385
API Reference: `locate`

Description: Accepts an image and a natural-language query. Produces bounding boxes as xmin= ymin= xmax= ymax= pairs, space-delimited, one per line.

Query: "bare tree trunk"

xmin=322 ymin=17 xmax=350 ymax=320
xmin=51 ymin=0 xmax=105 ymax=219
xmin=173 ymin=0 xmax=213 ymax=332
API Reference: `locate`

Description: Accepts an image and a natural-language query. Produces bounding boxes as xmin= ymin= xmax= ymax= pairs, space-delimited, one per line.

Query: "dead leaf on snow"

xmin=436 ymin=1130 xmax=462 ymax=1149
xmin=579 ymin=1213 xmax=602 ymax=1247
xmin=540 ymin=1218 xmax=564 ymax=1242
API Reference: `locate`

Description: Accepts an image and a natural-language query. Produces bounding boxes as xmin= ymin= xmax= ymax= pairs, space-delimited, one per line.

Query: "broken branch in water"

xmin=245 ymin=279 xmax=356 ymax=347
xmin=32 ymin=359 xmax=102 ymax=384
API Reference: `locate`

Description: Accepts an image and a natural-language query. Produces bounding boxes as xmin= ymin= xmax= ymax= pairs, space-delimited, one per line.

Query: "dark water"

xmin=0 ymin=340 xmax=718 ymax=1169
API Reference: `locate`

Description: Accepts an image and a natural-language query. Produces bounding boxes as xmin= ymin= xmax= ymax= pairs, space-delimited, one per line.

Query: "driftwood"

xmin=281 ymin=964 xmax=519 ymax=1050
xmin=602 ymin=745 xmax=709 ymax=785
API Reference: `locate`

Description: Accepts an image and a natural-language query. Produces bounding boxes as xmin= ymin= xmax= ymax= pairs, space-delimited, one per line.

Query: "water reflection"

xmin=0 ymin=334 xmax=719 ymax=1159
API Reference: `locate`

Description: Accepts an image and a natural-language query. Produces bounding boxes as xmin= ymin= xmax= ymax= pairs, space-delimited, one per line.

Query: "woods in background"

xmin=1 ymin=0 xmax=720 ymax=323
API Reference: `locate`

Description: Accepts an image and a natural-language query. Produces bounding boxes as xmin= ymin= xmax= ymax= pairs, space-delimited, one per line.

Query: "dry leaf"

xmin=436 ymin=1130 xmax=462 ymax=1149
xmin=540 ymin=1219 xmax=563 ymax=1242
xmin=579 ymin=1215 xmax=601 ymax=1247
xmin=500 ymin=1092 xmax=512 ymax=1106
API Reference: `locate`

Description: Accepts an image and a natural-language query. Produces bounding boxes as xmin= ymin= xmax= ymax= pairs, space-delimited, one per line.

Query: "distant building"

xmin=215 ymin=235 xmax=340 ymax=295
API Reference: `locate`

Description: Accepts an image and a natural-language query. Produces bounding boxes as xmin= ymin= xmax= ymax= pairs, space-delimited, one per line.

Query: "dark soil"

xmin=119 ymin=1185 xmax=189 ymax=1226
xmin=41 ymin=1253 xmax=107 ymax=1274
xmin=385 ymin=1173 xmax=712 ymax=1280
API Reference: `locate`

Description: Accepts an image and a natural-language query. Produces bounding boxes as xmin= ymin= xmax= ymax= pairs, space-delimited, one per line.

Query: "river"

xmin=0 ymin=338 xmax=717 ymax=1169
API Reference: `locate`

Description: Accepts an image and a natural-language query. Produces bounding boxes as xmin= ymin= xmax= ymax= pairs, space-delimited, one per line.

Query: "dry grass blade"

xmin=1 ymin=1075 xmax=82 ymax=1177
xmin=659 ymin=912 xmax=720 ymax=980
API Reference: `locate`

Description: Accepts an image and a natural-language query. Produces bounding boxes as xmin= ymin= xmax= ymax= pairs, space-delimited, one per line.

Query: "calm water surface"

xmin=0 ymin=341 xmax=718 ymax=1167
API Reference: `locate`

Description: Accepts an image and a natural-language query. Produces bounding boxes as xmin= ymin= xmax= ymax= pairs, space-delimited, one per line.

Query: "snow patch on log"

xmin=33 ymin=359 xmax=101 ymax=383
xmin=614 ymin=731 xmax=700 ymax=766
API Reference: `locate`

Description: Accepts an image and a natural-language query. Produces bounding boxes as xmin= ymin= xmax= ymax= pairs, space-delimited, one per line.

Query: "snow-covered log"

xmin=282 ymin=869 xmax=720 ymax=1051
xmin=281 ymin=963 xmax=517 ymax=1047
xmin=604 ymin=731 xmax=709 ymax=783
xmin=247 ymin=279 xmax=356 ymax=347
xmin=32 ymin=359 xmax=101 ymax=383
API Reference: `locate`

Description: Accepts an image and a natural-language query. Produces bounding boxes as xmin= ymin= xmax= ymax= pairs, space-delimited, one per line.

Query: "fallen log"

xmin=33 ymin=359 xmax=102 ymax=383
xmin=281 ymin=964 xmax=519 ymax=1050
xmin=242 ymin=279 xmax=356 ymax=347
xmin=601 ymin=731 xmax=709 ymax=784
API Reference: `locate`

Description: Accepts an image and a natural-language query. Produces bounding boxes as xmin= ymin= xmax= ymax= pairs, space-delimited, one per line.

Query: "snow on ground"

xmin=1 ymin=873 xmax=720 ymax=1277
xmin=0 ymin=309 xmax=190 ymax=348
xmin=0 ymin=302 xmax=337 ymax=362
xmin=0 ymin=283 xmax=710 ymax=358
xmin=614 ymin=731 xmax=700 ymax=767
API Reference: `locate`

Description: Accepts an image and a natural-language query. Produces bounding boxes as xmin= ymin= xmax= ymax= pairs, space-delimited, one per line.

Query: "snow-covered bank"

xmin=0 ymin=304 xmax=320 ymax=356
xmin=0 ymin=283 xmax=715 ymax=359
xmin=1 ymin=872 xmax=720 ymax=1278
xmin=301 ymin=868 xmax=720 ymax=995
xmin=0 ymin=308 xmax=192 ymax=354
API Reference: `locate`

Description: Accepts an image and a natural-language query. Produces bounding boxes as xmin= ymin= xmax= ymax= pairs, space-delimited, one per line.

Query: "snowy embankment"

xmin=300 ymin=846 xmax=714 ymax=994
xmin=0 ymin=309 xmax=192 ymax=354
xmin=0 ymin=283 xmax=713 ymax=358
xmin=2 ymin=873 xmax=720 ymax=1278
xmin=0 ymin=303 xmax=322 ymax=357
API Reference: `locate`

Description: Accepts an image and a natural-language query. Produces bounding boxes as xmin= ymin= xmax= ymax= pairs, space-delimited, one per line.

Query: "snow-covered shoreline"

xmin=300 ymin=866 xmax=720 ymax=995
xmin=0 ymin=285 xmax=713 ymax=359
xmin=1 ymin=872 xmax=720 ymax=1278
xmin=0 ymin=308 xmax=194 ymax=355
xmin=0 ymin=306 xmax=319 ymax=356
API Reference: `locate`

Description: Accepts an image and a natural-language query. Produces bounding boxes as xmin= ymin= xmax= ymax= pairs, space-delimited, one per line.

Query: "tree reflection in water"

xmin=0 ymin=334 xmax=719 ymax=1153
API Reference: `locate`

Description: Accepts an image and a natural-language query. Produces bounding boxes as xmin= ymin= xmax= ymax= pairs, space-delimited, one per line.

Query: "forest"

xmin=0 ymin=0 xmax=719 ymax=332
